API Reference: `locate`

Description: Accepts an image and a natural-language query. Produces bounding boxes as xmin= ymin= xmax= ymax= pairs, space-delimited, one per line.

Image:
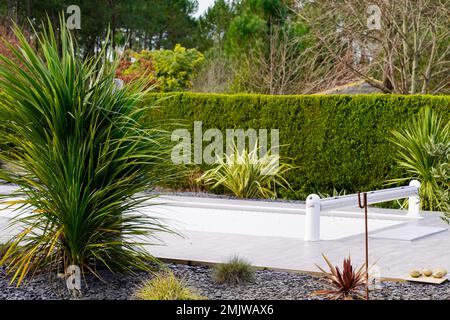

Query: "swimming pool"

xmin=146 ymin=196 xmax=410 ymax=241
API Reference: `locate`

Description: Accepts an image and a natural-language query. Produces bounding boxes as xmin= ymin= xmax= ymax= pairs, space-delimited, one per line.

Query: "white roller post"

xmin=408 ymin=180 xmax=421 ymax=217
xmin=305 ymin=194 xmax=321 ymax=241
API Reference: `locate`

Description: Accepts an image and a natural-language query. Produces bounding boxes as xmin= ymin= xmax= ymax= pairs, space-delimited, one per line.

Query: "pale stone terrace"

xmin=1 ymin=186 xmax=449 ymax=281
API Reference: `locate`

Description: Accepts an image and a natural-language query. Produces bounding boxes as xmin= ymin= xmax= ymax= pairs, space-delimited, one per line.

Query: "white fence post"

xmin=305 ymin=194 xmax=320 ymax=241
xmin=407 ymin=180 xmax=421 ymax=217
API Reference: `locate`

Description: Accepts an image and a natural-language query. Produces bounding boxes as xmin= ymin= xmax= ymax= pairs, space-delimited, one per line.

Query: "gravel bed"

xmin=1 ymin=263 xmax=449 ymax=300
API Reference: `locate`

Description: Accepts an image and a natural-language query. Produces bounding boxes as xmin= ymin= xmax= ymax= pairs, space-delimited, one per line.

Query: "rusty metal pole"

xmin=358 ymin=192 xmax=369 ymax=300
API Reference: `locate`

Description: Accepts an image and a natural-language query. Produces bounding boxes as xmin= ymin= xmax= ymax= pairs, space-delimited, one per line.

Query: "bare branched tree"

xmin=297 ymin=0 xmax=450 ymax=94
xmin=239 ymin=24 xmax=307 ymax=94
xmin=191 ymin=48 xmax=236 ymax=93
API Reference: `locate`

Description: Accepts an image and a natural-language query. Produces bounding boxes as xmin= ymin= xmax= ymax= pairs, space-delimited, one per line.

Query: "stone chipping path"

xmin=1 ymin=264 xmax=449 ymax=300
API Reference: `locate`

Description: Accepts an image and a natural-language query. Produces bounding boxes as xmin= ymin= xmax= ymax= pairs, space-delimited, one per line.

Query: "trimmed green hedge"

xmin=146 ymin=93 xmax=450 ymax=199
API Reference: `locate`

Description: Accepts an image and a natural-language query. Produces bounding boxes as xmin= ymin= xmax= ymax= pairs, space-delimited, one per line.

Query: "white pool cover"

xmin=148 ymin=205 xmax=405 ymax=241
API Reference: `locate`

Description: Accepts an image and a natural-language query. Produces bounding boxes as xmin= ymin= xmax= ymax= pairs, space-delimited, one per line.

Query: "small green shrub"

xmin=213 ymin=256 xmax=255 ymax=285
xmin=119 ymin=45 xmax=204 ymax=92
xmin=134 ymin=271 xmax=204 ymax=300
xmin=390 ymin=108 xmax=450 ymax=210
xmin=151 ymin=44 xmax=204 ymax=92
xmin=197 ymin=142 xmax=292 ymax=198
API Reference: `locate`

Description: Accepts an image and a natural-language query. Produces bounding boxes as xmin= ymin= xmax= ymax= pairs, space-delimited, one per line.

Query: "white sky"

xmin=195 ymin=0 xmax=216 ymax=17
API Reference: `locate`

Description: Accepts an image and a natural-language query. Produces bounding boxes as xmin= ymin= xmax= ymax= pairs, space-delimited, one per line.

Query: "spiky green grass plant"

xmin=0 ymin=19 xmax=174 ymax=286
xmin=390 ymin=108 xmax=450 ymax=211
xmin=197 ymin=142 xmax=292 ymax=198
xmin=426 ymin=140 xmax=450 ymax=220
xmin=134 ymin=271 xmax=205 ymax=300
xmin=213 ymin=256 xmax=255 ymax=285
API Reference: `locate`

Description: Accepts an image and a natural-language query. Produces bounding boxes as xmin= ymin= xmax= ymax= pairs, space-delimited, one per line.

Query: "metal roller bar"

xmin=320 ymin=185 xmax=418 ymax=211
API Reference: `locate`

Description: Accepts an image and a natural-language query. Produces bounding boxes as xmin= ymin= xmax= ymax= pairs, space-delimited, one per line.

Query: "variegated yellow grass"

xmin=197 ymin=141 xmax=293 ymax=199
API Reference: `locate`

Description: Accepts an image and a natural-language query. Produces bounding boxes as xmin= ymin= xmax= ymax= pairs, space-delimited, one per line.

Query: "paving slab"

xmin=369 ymin=225 xmax=447 ymax=241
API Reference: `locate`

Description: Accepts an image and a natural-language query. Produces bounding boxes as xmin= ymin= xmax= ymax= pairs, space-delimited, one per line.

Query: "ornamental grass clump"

xmin=197 ymin=142 xmax=292 ymax=199
xmin=0 ymin=19 xmax=174 ymax=286
xmin=390 ymin=108 xmax=450 ymax=211
xmin=134 ymin=271 xmax=204 ymax=300
xmin=213 ymin=256 xmax=255 ymax=285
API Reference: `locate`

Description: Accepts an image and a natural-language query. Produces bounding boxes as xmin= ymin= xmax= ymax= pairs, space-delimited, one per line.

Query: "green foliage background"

xmin=123 ymin=45 xmax=204 ymax=92
xmin=147 ymin=92 xmax=450 ymax=199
